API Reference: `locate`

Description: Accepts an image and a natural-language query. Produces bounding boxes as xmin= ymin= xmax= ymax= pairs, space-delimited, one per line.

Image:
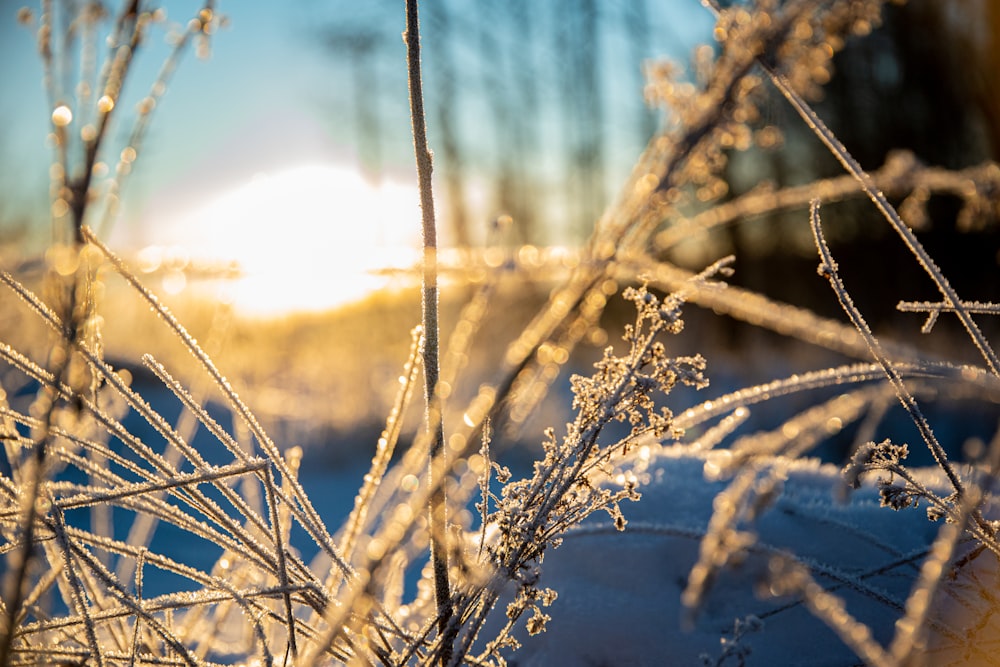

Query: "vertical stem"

xmin=404 ymin=0 xmax=452 ymax=659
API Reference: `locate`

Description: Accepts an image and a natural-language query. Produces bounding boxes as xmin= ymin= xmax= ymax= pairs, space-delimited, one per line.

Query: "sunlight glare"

xmin=145 ymin=164 xmax=422 ymax=316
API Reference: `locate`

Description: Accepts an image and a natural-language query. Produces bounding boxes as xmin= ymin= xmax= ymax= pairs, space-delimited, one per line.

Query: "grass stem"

xmin=403 ymin=0 xmax=452 ymax=661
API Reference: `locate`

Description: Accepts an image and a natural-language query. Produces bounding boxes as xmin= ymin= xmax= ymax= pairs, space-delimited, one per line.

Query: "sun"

xmin=133 ymin=164 xmax=423 ymax=316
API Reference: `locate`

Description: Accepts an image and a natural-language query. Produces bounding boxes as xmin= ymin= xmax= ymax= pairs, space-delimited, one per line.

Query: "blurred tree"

xmin=713 ymin=0 xmax=1000 ymax=340
xmin=823 ymin=0 xmax=999 ymax=170
xmin=478 ymin=1 xmax=536 ymax=244
xmin=316 ymin=1 xmax=695 ymax=247
xmin=320 ymin=27 xmax=387 ymax=183
xmin=554 ymin=0 xmax=607 ymax=238
xmin=424 ymin=0 xmax=471 ymax=247
xmin=624 ymin=0 xmax=659 ymax=143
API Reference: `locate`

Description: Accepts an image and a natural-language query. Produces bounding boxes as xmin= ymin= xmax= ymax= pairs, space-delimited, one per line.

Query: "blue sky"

xmin=1 ymin=2 xmax=364 ymax=233
xmin=0 ymin=1 xmax=713 ymax=312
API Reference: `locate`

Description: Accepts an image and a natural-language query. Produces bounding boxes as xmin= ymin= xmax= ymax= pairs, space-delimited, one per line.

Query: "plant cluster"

xmin=1 ymin=0 xmax=999 ymax=666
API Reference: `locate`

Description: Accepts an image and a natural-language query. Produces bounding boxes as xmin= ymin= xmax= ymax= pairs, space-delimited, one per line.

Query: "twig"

xmin=263 ymin=467 xmax=298 ymax=660
xmin=52 ymin=504 xmax=106 ymax=667
xmin=764 ymin=556 xmax=894 ymax=667
xmin=897 ymin=300 xmax=1000 ymax=334
xmin=758 ymin=49 xmax=1000 ymax=376
xmin=341 ymin=326 xmax=423 ymax=561
xmin=81 ymin=227 xmax=355 ymax=581
xmin=403 ymin=0 xmax=452 ymax=660
xmin=128 ymin=549 xmax=145 ymax=667
xmin=652 ymin=154 xmax=1000 ymax=253
xmin=810 ymin=200 xmax=965 ymax=497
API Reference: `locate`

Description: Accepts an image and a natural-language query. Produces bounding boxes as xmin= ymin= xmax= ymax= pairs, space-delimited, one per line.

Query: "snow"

xmin=488 ymin=448 xmax=999 ymax=666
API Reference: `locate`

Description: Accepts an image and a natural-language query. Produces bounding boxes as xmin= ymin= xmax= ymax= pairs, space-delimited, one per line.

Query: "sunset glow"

xmin=138 ymin=164 xmax=423 ymax=316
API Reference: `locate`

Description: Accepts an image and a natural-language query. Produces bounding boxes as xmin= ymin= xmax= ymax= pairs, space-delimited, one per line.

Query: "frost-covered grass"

xmin=2 ymin=1 xmax=1000 ymax=666
xmin=485 ymin=448 xmax=1000 ymax=666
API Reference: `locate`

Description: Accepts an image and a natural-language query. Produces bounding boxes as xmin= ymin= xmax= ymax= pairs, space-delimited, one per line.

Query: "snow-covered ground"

xmin=33 ymin=370 xmax=997 ymax=664
xmin=487 ymin=448 xmax=999 ymax=666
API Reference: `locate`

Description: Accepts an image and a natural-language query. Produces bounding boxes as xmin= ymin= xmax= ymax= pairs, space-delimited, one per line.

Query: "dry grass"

xmin=2 ymin=1 xmax=1000 ymax=665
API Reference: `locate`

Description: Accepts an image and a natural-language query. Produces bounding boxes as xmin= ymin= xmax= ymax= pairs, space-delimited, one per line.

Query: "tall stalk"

xmin=403 ymin=0 xmax=452 ymax=660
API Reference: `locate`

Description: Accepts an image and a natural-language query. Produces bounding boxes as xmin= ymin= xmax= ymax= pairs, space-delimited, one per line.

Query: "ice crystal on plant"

xmin=878 ymin=482 xmax=920 ymax=512
xmin=700 ymin=614 xmax=763 ymax=667
xmin=7 ymin=0 xmax=1000 ymax=665
xmin=467 ymin=273 xmax=720 ymax=663
xmin=842 ymin=438 xmax=909 ymax=489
